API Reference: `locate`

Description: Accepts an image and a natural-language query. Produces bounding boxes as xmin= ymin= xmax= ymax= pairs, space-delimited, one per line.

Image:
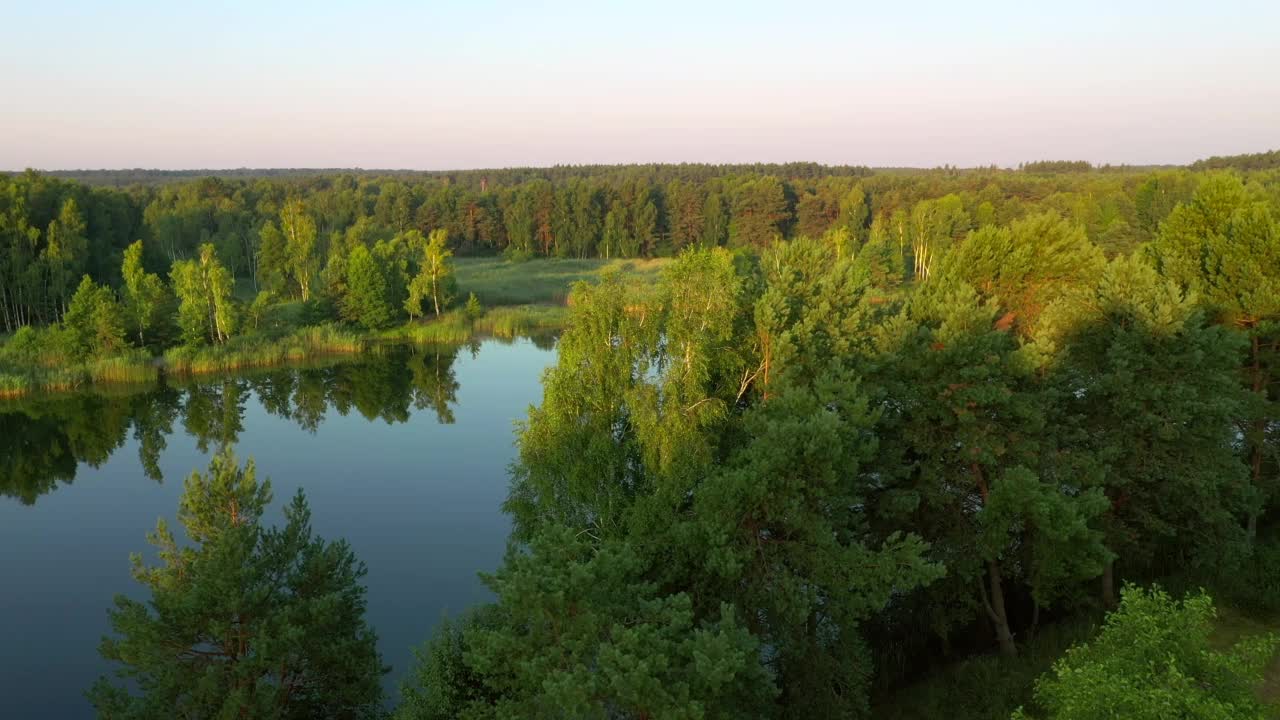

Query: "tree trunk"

xmin=988 ymin=560 xmax=1017 ymax=657
xmin=1247 ymin=333 xmax=1265 ymax=541
xmin=1102 ymin=556 xmax=1117 ymax=608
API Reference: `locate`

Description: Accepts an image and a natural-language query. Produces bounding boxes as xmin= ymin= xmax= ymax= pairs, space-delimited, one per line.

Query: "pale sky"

xmin=3 ymin=0 xmax=1277 ymax=170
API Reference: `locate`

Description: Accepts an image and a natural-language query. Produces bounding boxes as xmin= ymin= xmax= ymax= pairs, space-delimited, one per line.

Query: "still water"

xmin=0 ymin=338 xmax=556 ymax=718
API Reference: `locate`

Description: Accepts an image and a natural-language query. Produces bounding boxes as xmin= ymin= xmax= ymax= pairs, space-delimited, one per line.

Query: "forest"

xmin=2 ymin=151 xmax=1280 ymax=718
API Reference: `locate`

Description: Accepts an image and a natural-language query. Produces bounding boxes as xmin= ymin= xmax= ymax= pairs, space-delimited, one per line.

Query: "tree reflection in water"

xmin=0 ymin=344 xmax=463 ymax=505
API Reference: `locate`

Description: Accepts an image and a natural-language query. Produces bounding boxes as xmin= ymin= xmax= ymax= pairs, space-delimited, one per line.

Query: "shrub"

xmin=1014 ymin=586 xmax=1277 ymax=720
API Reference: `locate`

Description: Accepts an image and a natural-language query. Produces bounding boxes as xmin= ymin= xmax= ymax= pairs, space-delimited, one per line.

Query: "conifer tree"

xmin=88 ymin=451 xmax=386 ymax=719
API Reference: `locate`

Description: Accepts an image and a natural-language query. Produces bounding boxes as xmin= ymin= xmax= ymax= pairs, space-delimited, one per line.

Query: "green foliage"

xmin=342 ymin=244 xmax=398 ymax=329
xmin=87 ymin=451 xmax=386 ymax=719
xmin=121 ymin=239 xmax=166 ymax=345
xmin=464 ymin=292 xmax=483 ymax=322
xmin=501 ymin=244 xmax=944 ymax=717
xmin=1014 ymin=586 xmax=1277 ymax=720
xmin=1153 ymin=174 xmax=1280 ymax=326
xmin=407 ymin=229 xmax=457 ymax=318
xmin=1045 ymin=254 xmax=1254 ymax=582
xmin=1151 ymin=173 xmax=1280 ymax=534
xmin=399 ymin=527 xmax=772 ymax=720
xmin=872 ymin=283 xmax=1109 ymax=654
xmin=171 ymin=244 xmax=237 ymax=346
xmin=906 ymin=193 xmax=969 ymax=281
xmin=934 ymin=211 xmax=1104 ymax=337
xmin=397 ymin=611 xmax=500 ymax=720
xmin=729 ymin=175 xmax=787 ymax=247
xmin=163 ymin=324 xmax=364 ymax=375
xmin=281 ymin=198 xmax=319 ymax=301
xmin=62 ymin=275 xmax=127 ymax=361
xmin=1190 ymin=149 xmax=1280 ymax=172
xmin=247 ymin=289 xmax=273 ymax=331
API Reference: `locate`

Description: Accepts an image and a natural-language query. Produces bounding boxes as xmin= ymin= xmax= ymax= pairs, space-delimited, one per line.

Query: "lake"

xmin=0 ymin=338 xmax=557 ymax=718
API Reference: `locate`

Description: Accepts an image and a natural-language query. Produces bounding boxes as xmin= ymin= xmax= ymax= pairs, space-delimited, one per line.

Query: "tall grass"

xmin=384 ymin=304 xmax=571 ymax=346
xmin=0 ymin=339 xmax=158 ymax=398
xmin=382 ymin=311 xmax=475 ymax=345
xmin=0 ymin=372 xmax=32 ymax=399
xmin=87 ymin=351 xmax=160 ymax=384
xmin=474 ymin=305 xmax=569 ymax=339
xmin=165 ymin=324 xmax=365 ymax=376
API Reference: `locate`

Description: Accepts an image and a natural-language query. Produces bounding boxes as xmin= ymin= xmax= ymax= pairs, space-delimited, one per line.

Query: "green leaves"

xmin=170 ymin=244 xmax=236 ymax=346
xmin=1019 ymin=586 xmax=1278 ymax=720
xmin=122 ymin=240 xmax=166 ymax=345
xmin=62 ymin=274 xmax=127 ymax=361
xmin=342 ymin=244 xmax=397 ymax=329
xmin=497 ymin=242 xmax=942 ymax=717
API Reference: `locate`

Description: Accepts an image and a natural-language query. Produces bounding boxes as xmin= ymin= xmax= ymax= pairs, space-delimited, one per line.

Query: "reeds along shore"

xmin=0 ymin=306 xmax=569 ymax=399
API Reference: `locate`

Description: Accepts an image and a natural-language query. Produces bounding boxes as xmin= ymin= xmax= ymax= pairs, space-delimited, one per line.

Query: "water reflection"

xmin=0 ymin=344 xmax=464 ymax=505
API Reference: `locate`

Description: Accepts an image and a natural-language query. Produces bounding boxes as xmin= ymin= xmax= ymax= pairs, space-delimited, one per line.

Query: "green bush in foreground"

xmin=1014 ymin=586 xmax=1277 ymax=720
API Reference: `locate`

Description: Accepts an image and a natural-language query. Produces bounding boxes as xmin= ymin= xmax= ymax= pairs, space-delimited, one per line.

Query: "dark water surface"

xmin=0 ymin=339 xmax=555 ymax=718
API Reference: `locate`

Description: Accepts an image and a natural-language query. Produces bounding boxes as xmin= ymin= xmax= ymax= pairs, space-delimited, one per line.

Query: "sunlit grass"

xmin=165 ymin=324 xmax=366 ymax=376
xmin=474 ymin=305 xmax=569 ymax=339
xmin=0 ymin=372 xmax=32 ymax=399
xmin=0 ymin=350 xmax=158 ymax=398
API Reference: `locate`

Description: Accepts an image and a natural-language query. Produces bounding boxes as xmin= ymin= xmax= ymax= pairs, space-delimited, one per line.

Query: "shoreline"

xmin=0 ymin=305 xmax=566 ymax=401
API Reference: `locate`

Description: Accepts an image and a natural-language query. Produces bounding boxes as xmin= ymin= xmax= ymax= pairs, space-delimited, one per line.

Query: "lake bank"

xmin=0 ymin=304 xmax=567 ymax=400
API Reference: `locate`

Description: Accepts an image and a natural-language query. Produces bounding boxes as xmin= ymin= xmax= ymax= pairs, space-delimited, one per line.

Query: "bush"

xmin=1014 ymin=586 xmax=1277 ymax=720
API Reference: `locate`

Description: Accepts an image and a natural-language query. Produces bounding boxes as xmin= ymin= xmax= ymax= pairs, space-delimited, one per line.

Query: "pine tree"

xmin=1151 ymin=174 xmax=1280 ymax=538
xmin=1045 ymin=255 xmax=1253 ymax=605
xmin=87 ymin=451 xmax=386 ymax=719
xmin=397 ymin=527 xmax=772 ymax=720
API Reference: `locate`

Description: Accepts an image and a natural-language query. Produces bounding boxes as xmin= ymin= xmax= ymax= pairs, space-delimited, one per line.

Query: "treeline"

xmin=6 ymin=162 xmax=874 ymax=188
xmin=1018 ymin=160 xmax=1094 ymax=173
xmin=10 ymin=162 xmax=1280 ymax=335
xmin=1190 ymin=149 xmax=1280 ymax=172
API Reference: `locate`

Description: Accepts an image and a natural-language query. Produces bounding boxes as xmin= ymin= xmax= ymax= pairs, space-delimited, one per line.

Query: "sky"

xmin=2 ymin=0 xmax=1277 ymax=170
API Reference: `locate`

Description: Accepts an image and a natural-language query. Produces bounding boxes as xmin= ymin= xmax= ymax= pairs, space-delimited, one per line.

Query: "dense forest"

xmin=3 ymin=153 xmax=1279 ymax=718
xmin=1 ymin=153 xmax=1275 ymax=336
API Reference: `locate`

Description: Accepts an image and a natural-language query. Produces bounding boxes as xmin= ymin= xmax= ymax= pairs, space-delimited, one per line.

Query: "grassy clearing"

xmin=455 ymin=257 xmax=668 ymax=306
